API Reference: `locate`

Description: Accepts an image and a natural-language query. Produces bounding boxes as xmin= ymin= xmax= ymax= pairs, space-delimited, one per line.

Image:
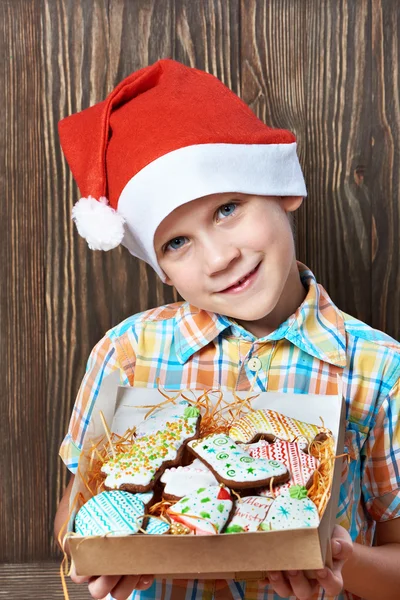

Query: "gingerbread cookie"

xmin=168 ymin=485 xmax=233 ymax=535
xmin=145 ymin=517 xmax=170 ymax=535
xmin=74 ymin=490 xmax=145 ymax=536
xmin=225 ymin=496 xmax=274 ymax=533
xmin=102 ymin=409 xmax=200 ymax=492
xmin=260 ymin=485 xmax=319 ymax=531
xmin=229 ymin=409 xmax=330 ymax=446
xmin=136 ymin=401 xmax=199 ymax=437
xmin=188 ymin=433 xmax=289 ymax=489
xmin=246 ymin=440 xmax=319 ymax=496
xmin=161 ymin=459 xmax=219 ymax=500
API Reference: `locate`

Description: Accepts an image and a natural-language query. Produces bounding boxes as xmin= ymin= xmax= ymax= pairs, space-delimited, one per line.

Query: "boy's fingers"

xmin=69 ymin=564 xmax=92 ymax=584
xmin=110 ymin=575 xmax=143 ymax=600
xmin=315 ymin=568 xmax=344 ymax=596
xmin=88 ymin=575 xmax=121 ymax=599
xmin=265 ymin=572 xmax=293 ymax=598
xmin=331 ymin=525 xmax=353 ymax=562
xmin=286 ymin=570 xmax=319 ymax=600
xmin=136 ymin=575 xmax=154 ymax=590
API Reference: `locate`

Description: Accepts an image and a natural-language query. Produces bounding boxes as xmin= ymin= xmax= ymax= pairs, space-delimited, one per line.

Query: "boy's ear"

xmin=280 ymin=196 xmax=304 ymax=213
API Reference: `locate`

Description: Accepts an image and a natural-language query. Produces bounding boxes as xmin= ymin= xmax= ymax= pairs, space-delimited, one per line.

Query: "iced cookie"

xmin=188 ymin=433 xmax=289 ymax=489
xmin=136 ymin=401 xmax=198 ymax=437
xmin=229 ymin=409 xmax=330 ymax=446
xmin=145 ymin=517 xmax=170 ymax=535
xmin=161 ymin=458 xmax=219 ymax=500
xmin=225 ymin=496 xmax=274 ymax=533
xmin=246 ymin=440 xmax=319 ymax=496
xmin=102 ymin=408 xmax=200 ymax=493
xmin=260 ymin=485 xmax=319 ymax=531
xmin=74 ymin=490 xmax=145 ymax=536
xmin=167 ymin=485 xmax=233 ymax=535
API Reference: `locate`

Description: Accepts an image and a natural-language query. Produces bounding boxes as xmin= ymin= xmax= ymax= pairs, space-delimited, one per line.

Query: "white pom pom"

xmin=71 ymin=196 xmax=125 ymax=251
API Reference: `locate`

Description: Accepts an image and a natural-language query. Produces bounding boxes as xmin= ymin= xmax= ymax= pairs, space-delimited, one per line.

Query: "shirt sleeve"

xmin=362 ymin=377 xmax=400 ymax=521
xmin=59 ymin=333 xmax=129 ymax=473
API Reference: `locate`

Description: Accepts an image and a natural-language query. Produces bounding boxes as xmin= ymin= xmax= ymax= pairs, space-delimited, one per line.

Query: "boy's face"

xmin=154 ymin=192 xmax=304 ymax=333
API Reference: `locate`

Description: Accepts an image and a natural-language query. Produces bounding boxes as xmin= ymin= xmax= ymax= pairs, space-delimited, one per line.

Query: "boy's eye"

xmin=216 ymin=203 xmax=237 ymax=220
xmin=165 ymin=236 xmax=188 ymax=251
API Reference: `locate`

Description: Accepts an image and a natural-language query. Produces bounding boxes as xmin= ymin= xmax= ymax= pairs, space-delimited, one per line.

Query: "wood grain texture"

xmin=241 ymin=0 xmax=374 ymax=326
xmin=0 ymin=562 xmax=92 ymax=599
xmin=1 ymin=0 xmax=399 ymax=568
xmin=0 ymin=0 xmax=48 ymax=562
xmin=370 ymin=1 xmax=400 ymax=338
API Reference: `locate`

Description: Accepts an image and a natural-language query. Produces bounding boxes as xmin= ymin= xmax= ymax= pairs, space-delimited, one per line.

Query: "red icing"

xmin=217 ymin=487 xmax=231 ymax=500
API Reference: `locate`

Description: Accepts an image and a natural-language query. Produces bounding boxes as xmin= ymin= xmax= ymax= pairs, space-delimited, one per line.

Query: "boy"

xmin=55 ymin=59 xmax=400 ymax=600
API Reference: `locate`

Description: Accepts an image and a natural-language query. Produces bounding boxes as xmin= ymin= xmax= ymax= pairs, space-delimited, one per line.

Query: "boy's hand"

xmin=262 ymin=525 xmax=353 ymax=599
xmin=70 ymin=566 xmax=154 ymax=600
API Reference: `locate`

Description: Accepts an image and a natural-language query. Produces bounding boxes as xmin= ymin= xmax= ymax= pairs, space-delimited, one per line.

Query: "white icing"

xmin=168 ymin=485 xmax=232 ymax=535
xmin=188 ymin=434 xmax=288 ymax=485
xmin=161 ymin=462 xmax=218 ymax=498
xmin=136 ymin=401 xmax=193 ymax=437
xmin=74 ymin=491 xmax=145 ymax=536
xmin=260 ymin=489 xmax=319 ymax=531
xmin=225 ymin=496 xmax=274 ymax=533
xmin=102 ymin=416 xmax=198 ymax=488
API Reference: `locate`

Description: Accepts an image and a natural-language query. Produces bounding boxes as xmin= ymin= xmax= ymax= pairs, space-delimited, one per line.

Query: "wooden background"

xmin=1 ymin=0 xmax=399 ymax=596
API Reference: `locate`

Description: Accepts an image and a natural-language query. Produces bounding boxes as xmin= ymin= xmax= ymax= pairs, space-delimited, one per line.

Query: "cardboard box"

xmin=68 ymin=372 xmax=345 ymax=578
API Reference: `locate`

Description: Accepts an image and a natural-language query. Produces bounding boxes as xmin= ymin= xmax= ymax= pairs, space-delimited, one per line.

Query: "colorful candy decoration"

xmin=74 ymin=490 xmax=145 ymax=536
xmin=260 ymin=486 xmax=319 ymax=531
xmin=136 ymin=402 xmax=199 ymax=437
xmin=167 ymin=485 xmax=233 ymax=535
xmin=246 ymin=440 xmax=319 ymax=496
xmin=101 ymin=410 xmax=200 ymax=492
xmin=188 ymin=433 xmax=289 ymax=489
xmin=225 ymin=496 xmax=274 ymax=533
xmin=161 ymin=459 xmax=219 ymax=500
xmin=229 ymin=409 xmax=330 ymax=445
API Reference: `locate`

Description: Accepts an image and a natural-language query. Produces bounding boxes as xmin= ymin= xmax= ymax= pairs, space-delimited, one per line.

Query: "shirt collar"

xmin=174 ymin=263 xmax=347 ymax=368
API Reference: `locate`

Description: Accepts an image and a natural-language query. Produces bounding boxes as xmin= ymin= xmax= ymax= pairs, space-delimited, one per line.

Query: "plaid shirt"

xmin=61 ymin=264 xmax=400 ymax=600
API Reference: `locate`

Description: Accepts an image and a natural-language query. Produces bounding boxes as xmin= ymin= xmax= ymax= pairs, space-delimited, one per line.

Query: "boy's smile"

xmin=154 ymin=192 xmax=306 ymax=338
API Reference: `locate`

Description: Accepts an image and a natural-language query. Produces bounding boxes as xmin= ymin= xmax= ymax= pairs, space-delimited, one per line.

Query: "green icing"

xmin=217 ymin=503 xmax=225 ymax=513
xmin=200 ymin=497 xmax=211 ymax=503
xmin=225 ymin=524 xmax=244 ymax=533
xmin=180 ymin=497 xmax=189 ymax=503
xmin=197 ymin=487 xmax=206 ymax=493
xmin=184 ymin=406 xmax=200 ymax=418
xmin=181 ymin=506 xmax=190 ymax=514
xmin=289 ymin=485 xmax=308 ymax=500
xmin=200 ymin=511 xmax=211 ymax=519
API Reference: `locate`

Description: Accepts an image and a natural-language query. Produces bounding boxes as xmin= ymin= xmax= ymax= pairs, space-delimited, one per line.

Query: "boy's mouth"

xmin=218 ymin=263 xmax=261 ymax=294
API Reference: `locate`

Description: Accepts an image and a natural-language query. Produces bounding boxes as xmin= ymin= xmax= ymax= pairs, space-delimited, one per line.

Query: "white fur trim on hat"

xmin=72 ymin=196 xmax=125 ymax=250
xmin=118 ymin=142 xmax=307 ymax=280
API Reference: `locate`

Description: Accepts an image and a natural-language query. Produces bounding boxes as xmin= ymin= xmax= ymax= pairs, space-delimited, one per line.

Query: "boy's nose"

xmin=202 ymin=238 xmax=241 ymax=276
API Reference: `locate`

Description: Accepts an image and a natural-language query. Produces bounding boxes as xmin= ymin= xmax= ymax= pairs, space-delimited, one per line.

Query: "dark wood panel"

xmin=42 ymin=0 xmax=116 ymax=558
xmin=240 ymin=0 xmax=374 ymax=328
xmin=0 ymin=0 xmax=48 ymax=562
xmin=370 ymin=1 xmax=400 ymax=340
xmin=0 ymin=563 xmax=91 ymax=599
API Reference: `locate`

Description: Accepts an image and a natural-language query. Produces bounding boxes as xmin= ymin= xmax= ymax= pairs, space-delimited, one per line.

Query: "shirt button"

xmin=248 ymin=357 xmax=262 ymax=371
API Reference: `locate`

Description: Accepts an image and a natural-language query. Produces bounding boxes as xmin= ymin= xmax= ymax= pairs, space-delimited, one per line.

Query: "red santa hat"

xmin=58 ymin=58 xmax=306 ymax=280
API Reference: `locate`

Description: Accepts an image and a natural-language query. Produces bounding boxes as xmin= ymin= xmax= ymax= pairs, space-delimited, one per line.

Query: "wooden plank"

xmin=173 ymin=0 xmax=241 ymax=95
xmin=240 ymin=0 xmax=374 ymax=327
xmin=370 ymin=1 xmax=400 ymax=340
xmin=0 ymin=562 xmax=91 ymax=599
xmin=108 ymin=0 xmax=178 ymax=315
xmin=41 ymin=0 xmax=116 ymax=558
xmin=0 ymin=0 xmax=48 ymax=562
